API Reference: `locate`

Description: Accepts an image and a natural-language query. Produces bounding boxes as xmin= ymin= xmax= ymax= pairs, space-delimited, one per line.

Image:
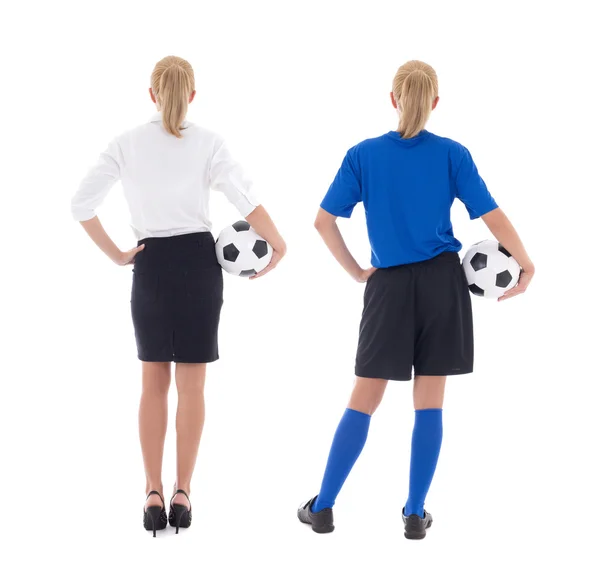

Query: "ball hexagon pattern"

xmin=462 ymin=240 xmax=520 ymax=299
xmin=215 ymin=221 xmax=273 ymax=277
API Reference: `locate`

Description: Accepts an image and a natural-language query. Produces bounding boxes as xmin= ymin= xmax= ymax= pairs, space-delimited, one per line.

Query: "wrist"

xmin=274 ymin=241 xmax=287 ymax=256
xmin=351 ymin=265 xmax=364 ymax=281
xmin=111 ymin=250 xmax=124 ymax=264
xmin=521 ymin=260 xmax=535 ymax=273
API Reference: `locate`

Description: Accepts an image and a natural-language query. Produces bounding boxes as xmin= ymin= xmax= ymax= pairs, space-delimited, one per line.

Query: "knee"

xmin=142 ymin=378 xmax=170 ymax=397
xmin=175 ymin=364 xmax=206 ymax=395
xmin=142 ymin=364 xmax=171 ymax=396
xmin=413 ymin=376 xmax=446 ymax=410
xmin=349 ymin=380 xmax=387 ymax=415
xmin=357 ymin=394 xmax=384 ymax=415
xmin=176 ymin=375 xmax=205 ymax=396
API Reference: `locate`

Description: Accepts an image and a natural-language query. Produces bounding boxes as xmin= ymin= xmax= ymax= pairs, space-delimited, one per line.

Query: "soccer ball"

xmin=462 ymin=240 xmax=521 ymax=299
xmin=215 ymin=220 xmax=273 ymax=277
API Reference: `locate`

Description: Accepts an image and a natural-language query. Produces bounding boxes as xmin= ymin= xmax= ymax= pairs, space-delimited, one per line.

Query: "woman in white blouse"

xmin=71 ymin=55 xmax=286 ymax=536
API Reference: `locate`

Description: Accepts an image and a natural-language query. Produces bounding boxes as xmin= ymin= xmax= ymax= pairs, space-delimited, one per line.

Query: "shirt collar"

xmin=149 ymin=111 xmax=191 ymax=126
xmin=386 ymin=129 xmax=430 ymax=146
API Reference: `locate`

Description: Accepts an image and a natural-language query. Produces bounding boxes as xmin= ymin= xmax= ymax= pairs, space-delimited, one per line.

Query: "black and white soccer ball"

xmin=462 ymin=240 xmax=521 ymax=299
xmin=215 ymin=220 xmax=273 ymax=277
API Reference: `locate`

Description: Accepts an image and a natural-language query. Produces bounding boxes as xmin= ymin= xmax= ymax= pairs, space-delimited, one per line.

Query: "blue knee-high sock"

xmin=404 ymin=408 xmax=443 ymax=517
xmin=312 ymin=408 xmax=371 ymax=513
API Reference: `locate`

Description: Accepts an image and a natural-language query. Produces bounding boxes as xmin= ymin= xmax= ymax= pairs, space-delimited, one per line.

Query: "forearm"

xmin=315 ymin=219 xmax=363 ymax=281
xmin=80 ymin=216 xmax=123 ymax=264
xmin=245 ymin=205 xmax=287 ymax=254
xmin=482 ymin=208 xmax=534 ymax=271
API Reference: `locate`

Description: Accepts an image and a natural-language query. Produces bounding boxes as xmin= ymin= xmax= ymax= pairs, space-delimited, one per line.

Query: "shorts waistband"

xmin=384 ymin=251 xmax=460 ymax=270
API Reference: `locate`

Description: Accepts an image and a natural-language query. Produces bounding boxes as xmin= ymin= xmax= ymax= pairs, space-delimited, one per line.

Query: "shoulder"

xmin=342 ymin=134 xmax=392 ymax=167
xmin=180 ymin=121 xmax=225 ymax=150
xmin=119 ymin=119 xmax=224 ymax=147
xmin=181 ymin=121 xmax=220 ymax=139
xmin=107 ymin=122 xmax=152 ymax=152
xmin=426 ymin=132 xmax=472 ymax=161
xmin=351 ymin=133 xmax=393 ymax=154
xmin=182 ymin=123 xmax=250 ymax=164
xmin=115 ymin=121 xmax=154 ymax=140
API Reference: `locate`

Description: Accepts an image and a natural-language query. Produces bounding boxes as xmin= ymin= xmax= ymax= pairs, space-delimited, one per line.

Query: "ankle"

xmin=146 ymin=483 xmax=163 ymax=495
xmin=175 ymin=482 xmax=190 ymax=494
xmin=404 ymin=502 xmax=424 ymax=518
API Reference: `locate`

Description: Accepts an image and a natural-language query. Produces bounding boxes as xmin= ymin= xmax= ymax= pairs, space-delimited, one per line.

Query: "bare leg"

xmin=348 ymin=376 xmax=388 ymax=415
xmin=139 ymin=362 xmax=171 ymax=508
xmin=413 ymin=375 xmax=446 ymax=409
xmin=172 ymin=363 xmax=206 ymax=508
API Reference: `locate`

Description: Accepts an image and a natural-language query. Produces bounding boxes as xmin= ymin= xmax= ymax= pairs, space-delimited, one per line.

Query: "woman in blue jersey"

xmin=298 ymin=60 xmax=534 ymax=539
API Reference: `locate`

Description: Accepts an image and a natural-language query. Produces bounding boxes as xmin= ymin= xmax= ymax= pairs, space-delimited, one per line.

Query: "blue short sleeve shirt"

xmin=320 ymin=131 xmax=498 ymax=268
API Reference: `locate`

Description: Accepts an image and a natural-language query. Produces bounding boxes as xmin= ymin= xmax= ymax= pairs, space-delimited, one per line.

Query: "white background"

xmin=1 ymin=1 xmax=599 ymax=560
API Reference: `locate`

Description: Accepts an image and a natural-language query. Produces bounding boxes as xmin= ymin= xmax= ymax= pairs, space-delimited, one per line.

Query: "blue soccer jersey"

xmin=320 ymin=131 xmax=498 ymax=268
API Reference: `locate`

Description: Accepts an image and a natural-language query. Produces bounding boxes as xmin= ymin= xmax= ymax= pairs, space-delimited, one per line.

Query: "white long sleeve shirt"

xmin=71 ymin=112 xmax=260 ymax=239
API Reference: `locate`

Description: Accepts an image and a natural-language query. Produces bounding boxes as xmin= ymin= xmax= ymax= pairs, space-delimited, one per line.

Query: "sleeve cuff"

xmin=234 ymin=195 xmax=260 ymax=218
xmin=71 ymin=207 xmax=97 ymax=222
xmin=469 ymin=201 xmax=498 ymax=220
xmin=320 ymin=201 xmax=352 ymax=219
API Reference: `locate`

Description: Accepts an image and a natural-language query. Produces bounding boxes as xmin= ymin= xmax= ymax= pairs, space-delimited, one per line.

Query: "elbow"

xmin=314 ymin=218 xmax=329 ymax=234
xmin=71 ymin=194 xmax=98 ymax=223
xmin=278 ymin=240 xmax=288 ymax=257
xmin=71 ymin=203 xmax=95 ymax=223
xmin=314 ymin=214 xmax=329 ymax=232
xmin=314 ymin=208 xmax=336 ymax=232
xmin=71 ymin=204 xmax=82 ymax=222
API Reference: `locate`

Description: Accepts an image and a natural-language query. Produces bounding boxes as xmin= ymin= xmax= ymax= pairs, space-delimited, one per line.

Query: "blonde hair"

xmin=150 ymin=56 xmax=195 ymax=138
xmin=392 ymin=60 xmax=438 ymax=139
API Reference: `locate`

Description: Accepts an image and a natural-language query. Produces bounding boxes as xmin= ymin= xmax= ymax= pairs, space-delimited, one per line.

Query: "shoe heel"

xmin=404 ymin=514 xmax=426 ymax=540
xmin=145 ymin=506 xmax=163 ymax=538
xmin=144 ymin=491 xmax=167 ymax=537
xmin=169 ymin=489 xmax=192 ymax=533
xmin=173 ymin=504 xmax=188 ymax=534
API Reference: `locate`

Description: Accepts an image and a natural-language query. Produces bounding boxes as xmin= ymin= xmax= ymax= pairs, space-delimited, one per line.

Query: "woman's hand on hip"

xmin=115 ymin=244 xmax=145 ymax=266
xmin=356 ymin=267 xmax=377 ymax=283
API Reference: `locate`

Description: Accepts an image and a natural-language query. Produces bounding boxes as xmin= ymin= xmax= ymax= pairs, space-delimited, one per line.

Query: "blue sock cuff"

xmin=345 ymin=408 xmax=372 ymax=419
xmin=415 ymin=408 xmax=443 ymax=414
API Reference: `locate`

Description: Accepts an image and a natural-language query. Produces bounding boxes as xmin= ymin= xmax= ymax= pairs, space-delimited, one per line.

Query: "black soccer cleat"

xmin=297 ymin=496 xmax=335 ymax=533
xmin=402 ymin=508 xmax=433 ymax=540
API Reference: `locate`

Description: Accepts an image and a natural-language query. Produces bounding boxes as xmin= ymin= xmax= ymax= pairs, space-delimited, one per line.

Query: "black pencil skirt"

xmin=131 ymin=232 xmax=224 ymax=363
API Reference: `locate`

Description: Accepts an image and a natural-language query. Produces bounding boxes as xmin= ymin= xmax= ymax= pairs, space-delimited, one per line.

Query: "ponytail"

xmin=392 ymin=61 xmax=438 ymax=139
xmin=151 ymin=56 xmax=195 ymax=138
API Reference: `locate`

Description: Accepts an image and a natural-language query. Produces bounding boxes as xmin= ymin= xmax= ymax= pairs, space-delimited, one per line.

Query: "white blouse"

xmin=71 ymin=112 xmax=260 ymax=239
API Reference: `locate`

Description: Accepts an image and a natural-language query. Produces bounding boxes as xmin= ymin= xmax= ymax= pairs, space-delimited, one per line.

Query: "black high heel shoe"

xmin=169 ymin=489 xmax=192 ymax=533
xmin=143 ymin=491 xmax=168 ymax=537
